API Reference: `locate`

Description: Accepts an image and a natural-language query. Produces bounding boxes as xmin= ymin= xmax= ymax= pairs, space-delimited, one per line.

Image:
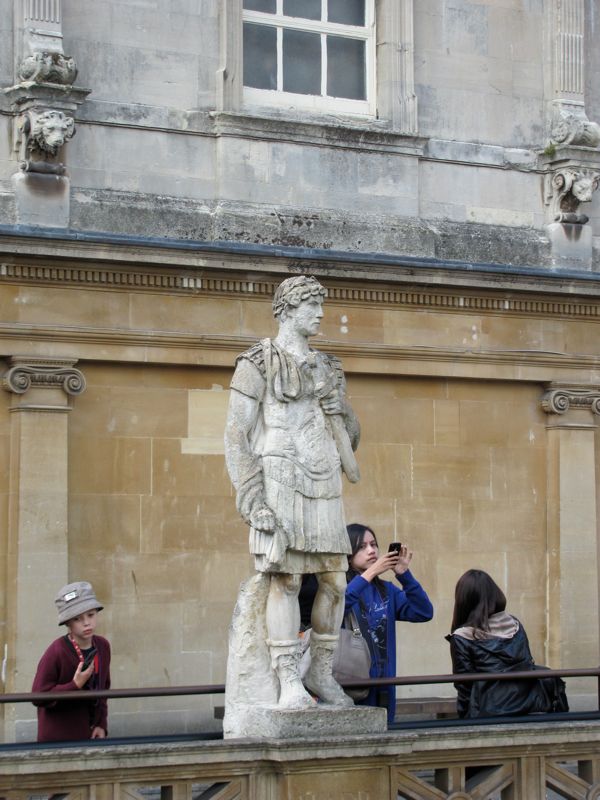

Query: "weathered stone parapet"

xmin=2 ymin=722 xmax=600 ymax=799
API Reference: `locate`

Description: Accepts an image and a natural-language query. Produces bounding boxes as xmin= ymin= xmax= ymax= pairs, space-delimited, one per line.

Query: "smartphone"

xmin=388 ymin=542 xmax=402 ymax=554
xmin=81 ymin=647 xmax=97 ymax=671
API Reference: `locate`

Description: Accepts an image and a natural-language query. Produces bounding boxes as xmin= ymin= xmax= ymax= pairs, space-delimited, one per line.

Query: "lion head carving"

xmin=27 ymin=110 xmax=75 ymax=156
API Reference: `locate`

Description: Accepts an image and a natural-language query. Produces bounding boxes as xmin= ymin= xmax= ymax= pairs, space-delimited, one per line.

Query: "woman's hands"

xmin=361 ymin=545 xmax=413 ymax=583
xmin=73 ymin=660 xmax=94 ymax=689
xmin=393 ymin=545 xmax=413 ymax=576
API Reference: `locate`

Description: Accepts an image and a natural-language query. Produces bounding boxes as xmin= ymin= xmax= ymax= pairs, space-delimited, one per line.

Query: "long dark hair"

xmin=451 ymin=569 xmax=506 ymax=636
xmin=346 ymin=523 xmax=386 ymax=594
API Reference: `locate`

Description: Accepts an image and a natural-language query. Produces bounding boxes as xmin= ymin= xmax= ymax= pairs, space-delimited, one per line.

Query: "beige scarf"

xmin=453 ymin=611 xmax=519 ymax=641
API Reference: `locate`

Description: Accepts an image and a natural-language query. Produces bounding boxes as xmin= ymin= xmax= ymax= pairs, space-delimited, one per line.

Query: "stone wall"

xmin=0 ymin=241 xmax=598 ymax=740
xmin=0 ymin=0 xmax=598 ymax=266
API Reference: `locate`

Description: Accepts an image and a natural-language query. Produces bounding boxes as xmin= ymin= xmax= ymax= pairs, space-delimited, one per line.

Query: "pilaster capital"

xmin=541 ymin=382 xmax=600 ymax=416
xmin=2 ymin=357 xmax=86 ymax=397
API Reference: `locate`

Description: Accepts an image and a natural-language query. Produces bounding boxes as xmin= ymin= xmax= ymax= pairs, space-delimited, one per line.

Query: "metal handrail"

xmin=3 ymin=666 xmax=599 ymax=707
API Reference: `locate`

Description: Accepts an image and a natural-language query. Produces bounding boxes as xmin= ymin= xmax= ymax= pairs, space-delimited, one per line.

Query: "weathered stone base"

xmin=547 ymin=221 xmax=593 ymax=270
xmin=225 ymin=703 xmax=386 ymax=739
xmin=12 ymin=171 xmax=70 ymax=228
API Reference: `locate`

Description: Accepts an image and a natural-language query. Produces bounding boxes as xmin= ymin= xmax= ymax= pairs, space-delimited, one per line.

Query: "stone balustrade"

xmin=2 ymin=720 xmax=600 ymax=799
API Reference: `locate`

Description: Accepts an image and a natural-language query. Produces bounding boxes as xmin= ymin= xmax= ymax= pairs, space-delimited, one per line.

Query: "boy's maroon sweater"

xmin=32 ymin=634 xmax=111 ymax=742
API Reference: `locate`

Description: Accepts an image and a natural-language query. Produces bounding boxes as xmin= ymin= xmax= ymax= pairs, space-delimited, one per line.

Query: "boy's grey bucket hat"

xmin=55 ymin=581 xmax=103 ymax=625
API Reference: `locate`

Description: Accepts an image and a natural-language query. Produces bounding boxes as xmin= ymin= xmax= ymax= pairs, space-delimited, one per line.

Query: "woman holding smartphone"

xmin=345 ymin=523 xmax=434 ymax=723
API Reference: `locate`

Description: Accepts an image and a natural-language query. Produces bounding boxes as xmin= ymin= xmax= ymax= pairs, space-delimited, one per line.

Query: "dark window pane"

xmin=243 ymin=23 xmax=277 ymax=89
xmin=244 ymin=0 xmax=276 ymax=12
xmin=283 ymin=29 xmax=321 ymax=94
xmin=283 ymin=0 xmax=321 ymax=21
xmin=327 ymin=35 xmax=365 ymax=99
xmin=328 ymin=0 xmax=364 ymax=25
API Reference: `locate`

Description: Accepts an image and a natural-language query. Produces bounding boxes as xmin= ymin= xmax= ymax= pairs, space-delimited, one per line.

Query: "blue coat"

xmin=345 ymin=570 xmax=433 ymax=723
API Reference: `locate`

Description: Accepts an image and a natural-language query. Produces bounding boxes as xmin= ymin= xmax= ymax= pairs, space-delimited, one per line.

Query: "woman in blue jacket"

xmin=345 ymin=523 xmax=434 ymax=723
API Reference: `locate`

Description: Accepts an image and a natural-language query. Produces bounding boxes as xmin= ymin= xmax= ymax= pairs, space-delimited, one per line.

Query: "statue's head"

xmin=272 ymin=276 xmax=326 ymax=320
xmin=29 ymin=110 xmax=75 ymax=156
xmin=572 ymin=172 xmax=599 ymax=203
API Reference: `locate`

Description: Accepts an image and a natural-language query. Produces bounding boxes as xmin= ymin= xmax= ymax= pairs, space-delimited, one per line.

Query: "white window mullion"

xmin=321 ymin=32 xmax=327 ymax=98
xmin=277 ymin=25 xmax=283 ymax=92
xmin=322 ymin=0 xmax=327 ymax=23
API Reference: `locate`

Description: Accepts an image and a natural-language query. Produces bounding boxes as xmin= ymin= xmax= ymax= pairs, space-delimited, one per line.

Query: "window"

xmin=242 ymin=0 xmax=375 ymax=115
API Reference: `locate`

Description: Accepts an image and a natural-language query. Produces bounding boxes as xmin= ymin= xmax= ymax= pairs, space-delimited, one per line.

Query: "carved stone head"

xmin=28 ymin=109 xmax=75 ymax=156
xmin=571 ymin=172 xmax=600 ymax=203
xmin=272 ymin=276 xmax=327 ymax=319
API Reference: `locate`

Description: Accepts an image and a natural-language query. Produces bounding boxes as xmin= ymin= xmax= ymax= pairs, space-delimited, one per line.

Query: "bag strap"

xmin=344 ymin=609 xmax=362 ymax=634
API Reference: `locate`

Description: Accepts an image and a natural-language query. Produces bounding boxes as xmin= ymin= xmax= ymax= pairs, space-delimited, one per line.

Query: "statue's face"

xmin=286 ymin=295 xmax=324 ymax=337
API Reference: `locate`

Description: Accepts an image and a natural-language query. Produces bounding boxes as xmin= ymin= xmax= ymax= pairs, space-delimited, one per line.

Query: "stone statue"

xmin=224 ymin=275 xmax=360 ymax=712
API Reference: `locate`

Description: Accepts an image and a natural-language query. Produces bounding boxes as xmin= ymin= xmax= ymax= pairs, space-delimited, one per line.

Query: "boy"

xmin=32 ymin=581 xmax=111 ymax=742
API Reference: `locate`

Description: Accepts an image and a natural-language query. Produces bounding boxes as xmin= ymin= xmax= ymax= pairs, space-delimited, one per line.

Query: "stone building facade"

xmin=0 ymin=0 xmax=599 ymax=740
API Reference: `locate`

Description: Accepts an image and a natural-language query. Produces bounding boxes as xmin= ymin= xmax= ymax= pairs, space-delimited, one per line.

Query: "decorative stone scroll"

xmin=549 ymin=111 xmax=600 ymax=149
xmin=546 ymin=167 xmax=600 ymax=225
xmin=541 ymin=384 xmax=600 ymax=416
xmin=18 ymin=51 xmax=77 ymax=85
xmin=2 ymin=358 xmax=86 ymax=397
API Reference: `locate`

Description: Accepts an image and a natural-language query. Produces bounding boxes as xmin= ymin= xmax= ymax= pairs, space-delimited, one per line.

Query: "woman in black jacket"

xmin=447 ymin=569 xmax=567 ymax=718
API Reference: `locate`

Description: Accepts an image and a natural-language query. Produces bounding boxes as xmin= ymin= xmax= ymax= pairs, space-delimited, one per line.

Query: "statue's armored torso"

xmin=230 ymin=339 xmax=350 ymax=573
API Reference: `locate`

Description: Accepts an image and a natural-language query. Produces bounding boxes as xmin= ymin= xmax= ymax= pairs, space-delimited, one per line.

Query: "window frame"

xmin=217 ymin=0 xmax=418 ymax=135
xmin=242 ymin=1 xmax=376 ymax=116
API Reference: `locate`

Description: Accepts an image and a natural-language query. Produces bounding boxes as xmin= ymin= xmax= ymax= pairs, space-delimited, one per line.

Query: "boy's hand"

xmin=91 ymin=726 xmax=106 ymax=739
xmin=73 ymin=660 xmax=94 ymax=689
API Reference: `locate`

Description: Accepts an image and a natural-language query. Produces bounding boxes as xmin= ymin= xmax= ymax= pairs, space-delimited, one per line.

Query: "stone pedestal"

xmin=12 ymin=171 xmax=70 ymax=228
xmin=226 ymin=704 xmax=386 ymax=740
xmin=546 ymin=222 xmax=593 ymax=270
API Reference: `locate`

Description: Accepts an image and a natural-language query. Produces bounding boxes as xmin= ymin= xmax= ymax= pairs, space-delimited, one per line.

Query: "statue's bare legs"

xmin=266 ymin=571 xmax=353 ymax=708
xmin=266 ymin=573 xmax=314 ymax=708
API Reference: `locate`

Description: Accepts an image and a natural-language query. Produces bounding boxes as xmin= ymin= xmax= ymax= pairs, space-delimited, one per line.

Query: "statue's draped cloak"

xmin=230 ymin=338 xmax=351 ymax=573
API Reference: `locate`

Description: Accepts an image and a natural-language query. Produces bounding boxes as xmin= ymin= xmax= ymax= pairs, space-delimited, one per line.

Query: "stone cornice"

xmin=2 ymin=357 xmax=86 ymax=396
xmin=541 ymin=383 xmax=600 ymax=415
xmin=1 ymin=261 xmax=600 ymax=320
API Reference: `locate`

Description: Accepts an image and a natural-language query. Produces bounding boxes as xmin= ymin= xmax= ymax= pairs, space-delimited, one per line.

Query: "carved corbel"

xmin=2 ymin=0 xmax=89 ymax=178
xmin=545 ymin=168 xmax=600 ymax=225
xmin=541 ymin=384 xmax=600 ymax=416
xmin=549 ymin=111 xmax=600 ymax=149
xmin=14 ymin=108 xmax=75 ymax=175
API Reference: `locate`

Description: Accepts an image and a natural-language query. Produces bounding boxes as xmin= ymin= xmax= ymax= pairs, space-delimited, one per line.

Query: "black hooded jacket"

xmin=446 ymin=617 xmax=568 ymax=718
